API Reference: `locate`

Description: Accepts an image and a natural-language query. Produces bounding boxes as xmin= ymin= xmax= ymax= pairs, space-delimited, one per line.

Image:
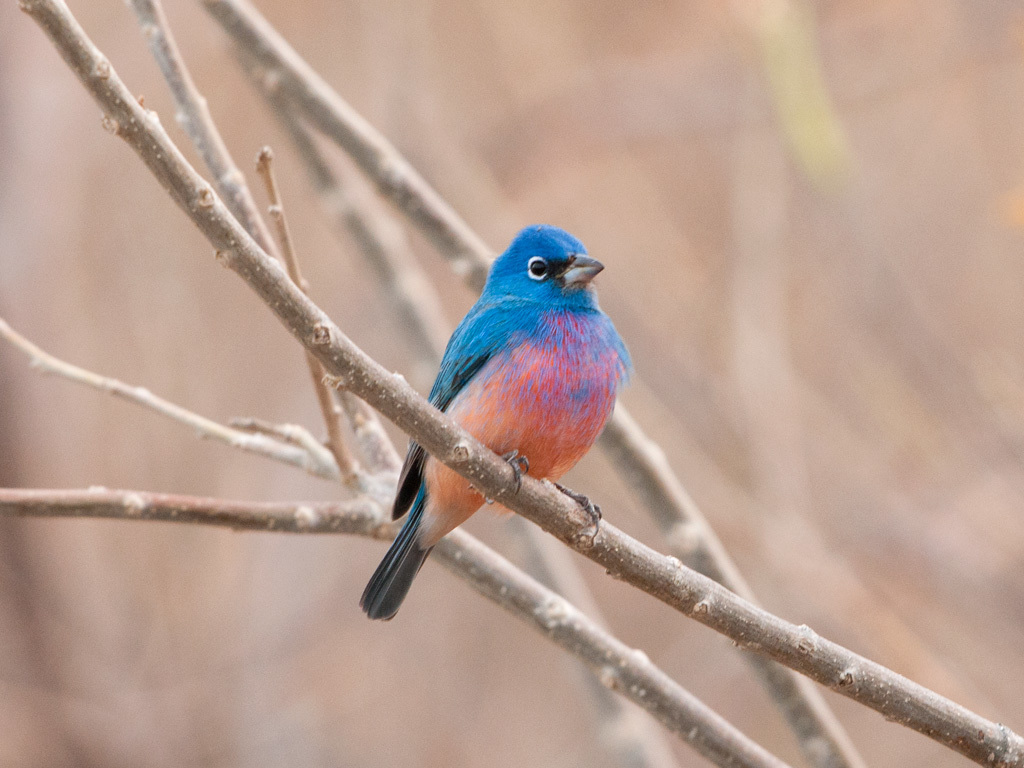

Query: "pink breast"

xmin=422 ymin=310 xmax=625 ymax=542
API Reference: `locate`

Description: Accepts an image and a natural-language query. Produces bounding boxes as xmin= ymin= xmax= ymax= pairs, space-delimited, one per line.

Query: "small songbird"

xmin=360 ymin=225 xmax=631 ymax=620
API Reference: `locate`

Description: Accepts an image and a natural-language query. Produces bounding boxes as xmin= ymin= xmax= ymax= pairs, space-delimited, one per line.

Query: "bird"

xmin=360 ymin=224 xmax=631 ymax=620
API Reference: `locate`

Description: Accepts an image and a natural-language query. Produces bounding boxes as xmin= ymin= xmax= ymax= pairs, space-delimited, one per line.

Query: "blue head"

xmin=482 ymin=225 xmax=604 ymax=310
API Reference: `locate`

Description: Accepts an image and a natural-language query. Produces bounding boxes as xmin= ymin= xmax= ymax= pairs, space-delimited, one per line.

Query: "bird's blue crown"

xmin=482 ymin=225 xmax=601 ymax=311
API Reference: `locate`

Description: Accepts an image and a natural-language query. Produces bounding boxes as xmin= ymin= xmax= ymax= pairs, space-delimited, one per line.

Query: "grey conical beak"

xmin=560 ymin=254 xmax=604 ymax=286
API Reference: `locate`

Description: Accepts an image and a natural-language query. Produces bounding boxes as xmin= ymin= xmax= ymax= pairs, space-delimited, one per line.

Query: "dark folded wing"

xmin=392 ymin=442 xmax=426 ymax=520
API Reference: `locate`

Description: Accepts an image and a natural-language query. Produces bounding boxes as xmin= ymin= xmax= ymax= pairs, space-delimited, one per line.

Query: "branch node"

xmin=572 ymin=521 xmax=600 ymax=550
xmin=796 ymin=625 xmax=820 ymax=655
xmin=534 ymin=595 xmax=574 ymax=629
xmin=93 ymin=58 xmax=111 ymax=80
xmin=322 ymin=373 xmax=345 ymax=390
xmin=256 ymin=145 xmax=274 ymax=168
xmin=836 ymin=669 xmax=856 ymax=689
xmin=123 ymin=491 xmax=148 ymax=516
xmin=196 ymin=185 xmax=215 ymax=208
xmin=451 ymin=440 xmax=471 ymax=464
xmin=311 ymin=323 xmax=332 ymax=345
xmin=632 ymin=648 xmax=651 ymax=666
xmin=693 ymin=598 xmax=712 ymax=615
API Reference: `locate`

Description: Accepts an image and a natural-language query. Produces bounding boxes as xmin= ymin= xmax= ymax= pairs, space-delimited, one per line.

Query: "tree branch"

xmin=197 ymin=2 xmax=863 ymax=764
xmin=253 ymin=145 xmax=361 ymax=484
xmin=128 ymin=0 xmax=274 ymax=253
xmin=0 ymin=316 xmax=339 ymax=481
xmin=248 ymin=76 xmax=450 ymax=375
xmin=0 ymin=486 xmax=789 ymax=768
xmin=199 ymin=0 xmax=492 ymax=289
xmin=600 ymin=409 xmax=864 ymax=768
xmin=19 ymin=2 xmax=1024 ymax=765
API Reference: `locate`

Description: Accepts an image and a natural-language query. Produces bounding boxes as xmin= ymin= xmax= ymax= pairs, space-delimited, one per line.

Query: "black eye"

xmin=527 ymin=256 xmax=548 ymax=280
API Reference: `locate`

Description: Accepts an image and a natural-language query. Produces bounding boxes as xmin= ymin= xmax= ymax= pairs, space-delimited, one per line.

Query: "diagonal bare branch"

xmin=19 ymin=2 xmax=1024 ymax=764
xmin=0 ymin=486 xmax=789 ymax=768
xmin=129 ymin=0 xmax=275 ymax=253
xmin=195 ymin=2 xmax=863 ymax=764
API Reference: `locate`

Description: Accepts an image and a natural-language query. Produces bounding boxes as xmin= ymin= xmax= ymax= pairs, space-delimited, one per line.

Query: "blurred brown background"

xmin=2 ymin=1 xmax=1024 ymax=766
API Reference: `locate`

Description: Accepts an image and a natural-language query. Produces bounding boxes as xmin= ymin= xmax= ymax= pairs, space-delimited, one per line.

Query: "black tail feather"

xmin=361 ymin=491 xmax=432 ymax=620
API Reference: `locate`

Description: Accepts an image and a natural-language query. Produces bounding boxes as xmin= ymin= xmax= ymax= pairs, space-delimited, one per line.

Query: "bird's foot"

xmin=502 ymin=450 xmax=530 ymax=493
xmin=554 ymin=482 xmax=601 ymax=544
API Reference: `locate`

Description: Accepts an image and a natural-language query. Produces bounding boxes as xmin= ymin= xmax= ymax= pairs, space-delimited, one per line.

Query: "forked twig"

xmin=0 ymin=317 xmax=338 ymax=480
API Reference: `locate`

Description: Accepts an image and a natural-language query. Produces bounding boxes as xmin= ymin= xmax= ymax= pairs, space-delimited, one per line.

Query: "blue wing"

xmin=392 ymin=298 xmax=536 ymax=519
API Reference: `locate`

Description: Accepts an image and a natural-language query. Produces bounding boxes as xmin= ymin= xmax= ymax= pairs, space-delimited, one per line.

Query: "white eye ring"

xmin=527 ymin=256 xmax=548 ymax=280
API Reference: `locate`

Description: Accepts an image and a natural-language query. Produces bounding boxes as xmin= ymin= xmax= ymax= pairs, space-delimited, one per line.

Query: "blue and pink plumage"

xmin=361 ymin=225 xmax=631 ymax=620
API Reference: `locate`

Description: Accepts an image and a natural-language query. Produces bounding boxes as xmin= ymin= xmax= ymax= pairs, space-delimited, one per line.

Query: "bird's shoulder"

xmin=428 ymin=298 xmax=542 ymax=407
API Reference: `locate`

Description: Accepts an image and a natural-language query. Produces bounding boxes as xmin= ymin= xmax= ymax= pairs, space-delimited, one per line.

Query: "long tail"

xmin=360 ymin=489 xmax=433 ymax=620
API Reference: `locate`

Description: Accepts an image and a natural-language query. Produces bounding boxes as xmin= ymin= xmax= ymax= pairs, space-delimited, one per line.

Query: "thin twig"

xmin=243 ymin=62 xmax=681 ymax=768
xmin=0 ymin=486 xmax=789 ymax=768
xmin=197 ymin=3 xmax=863 ymax=764
xmin=0 ymin=316 xmax=338 ymax=480
xmin=128 ymin=0 xmax=275 ymax=254
xmin=254 ymin=145 xmax=360 ymax=484
xmin=230 ymin=416 xmax=326 ymax=451
xmin=248 ymin=80 xmax=432 ymax=473
xmin=249 ymin=77 xmax=449 ymax=373
xmin=20 ymin=3 xmax=1024 ymax=764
